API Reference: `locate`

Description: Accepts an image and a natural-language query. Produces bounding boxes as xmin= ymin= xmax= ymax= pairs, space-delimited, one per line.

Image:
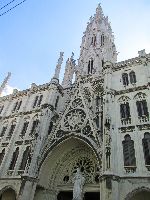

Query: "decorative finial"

xmin=53 ymin=52 xmax=64 ymax=79
xmin=71 ymin=52 xmax=76 ymax=66
xmin=0 ymin=72 xmax=11 ymax=96
xmin=96 ymin=3 xmax=104 ymax=19
xmin=138 ymin=49 xmax=146 ymax=57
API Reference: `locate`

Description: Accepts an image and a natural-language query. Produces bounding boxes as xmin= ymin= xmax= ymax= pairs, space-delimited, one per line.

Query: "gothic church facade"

xmin=0 ymin=4 xmax=150 ymax=200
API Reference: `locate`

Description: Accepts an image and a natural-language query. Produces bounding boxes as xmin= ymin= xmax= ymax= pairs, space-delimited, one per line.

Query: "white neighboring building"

xmin=0 ymin=4 xmax=150 ymax=200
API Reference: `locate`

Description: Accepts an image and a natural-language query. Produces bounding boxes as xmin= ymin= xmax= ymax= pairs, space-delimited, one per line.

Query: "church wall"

xmin=118 ymin=178 xmax=150 ymax=200
xmin=0 ymin=4 xmax=150 ymax=200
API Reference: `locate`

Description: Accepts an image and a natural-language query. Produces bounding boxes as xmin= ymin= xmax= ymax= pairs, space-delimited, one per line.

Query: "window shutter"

xmin=129 ymin=141 xmax=136 ymax=166
xmin=38 ymin=95 xmax=43 ymax=106
xmin=142 ymin=136 xmax=150 ymax=165
xmin=126 ymin=102 xmax=130 ymax=118
xmin=9 ymin=148 xmax=19 ymax=170
xmin=0 ymin=149 xmax=5 ymax=166
xmin=136 ymin=101 xmax=142 ymax=117
xmin=88 ymin=61 xmax=90 ymax=74
xmin=17 ymin=101 xmax=22 ymax=110
xmin=33 ymin=96 xmax=39 ymax=107
xmin=123 ymin=136 xmax=136 ymax=166
xmin=19 ymin=146 xmax=31 ymax=170
xmin=143 ymin=100 xmax=148 ymax=116
xmin=120 ymin=104 xmax=125 ymax=118
xmin=91 ymin=60 xmax=93 ymax=73
xmin=123 ymin=141 xmax=130 ymax=166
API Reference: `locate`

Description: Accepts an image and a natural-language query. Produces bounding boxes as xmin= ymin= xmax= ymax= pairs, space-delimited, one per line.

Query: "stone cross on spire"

xmin=53 ymin=52 xmax=64 ymax=79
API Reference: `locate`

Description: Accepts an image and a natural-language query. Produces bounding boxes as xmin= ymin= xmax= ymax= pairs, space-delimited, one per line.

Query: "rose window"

xmin=63 ymin=109 xmax=86 ymax=131
xmin=71 ymin=157 xmax=95 ymax=182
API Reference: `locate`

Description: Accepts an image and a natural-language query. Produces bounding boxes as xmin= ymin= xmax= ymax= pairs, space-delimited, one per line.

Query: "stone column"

xmin=100 ymin=175 xmax=120 ymax=200
xmin=18 ymin=176 xmax=37 ymax=200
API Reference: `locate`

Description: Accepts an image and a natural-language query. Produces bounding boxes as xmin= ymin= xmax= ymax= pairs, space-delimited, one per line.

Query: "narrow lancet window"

xmin=9 ymin=147 xmax=19 ymax=170
xmin=122 ymin=73 xmax=129 ymax=86
xmin=88 ymin=59 xmax=94 ymax=74
xmin=19 ymin=146 xmax=31 ymax=170
xmin=129 ymin=71 xmax=136 ymax=84
xmin=8 ymin=124 xmax=16 ymax=138
xmin=101 ymin=34 xmax=105 ymax=46
xmin=122 ymin=135 xmax=136 ymax=167
xmin=142 ymin=132 xmax=150 ymax=166
xmin=0 ymin=149 xmax=5 ymax=166
xmin=20 ymin=122 xmax=29 ymax=137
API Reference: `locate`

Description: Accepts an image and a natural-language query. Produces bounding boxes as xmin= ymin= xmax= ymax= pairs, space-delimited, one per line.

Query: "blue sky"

xmin=0 ymin=0 xmax=150 ymax=94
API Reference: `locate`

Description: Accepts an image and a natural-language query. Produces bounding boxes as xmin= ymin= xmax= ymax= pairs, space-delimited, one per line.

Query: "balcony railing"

xmin=5 ymin=136 xmax=11 ymax=141
xmin=121 ymin=118 xmax=131 ymax=126
xmin=124 ymin=166 xmax=136 ymax=173
xmin=7 ymin=170 xmax=14 ymax=176
xmin=17 ymin=170 xmax=24 ymax=176
xmin=138 ymin=115 xmax=149 ymax=123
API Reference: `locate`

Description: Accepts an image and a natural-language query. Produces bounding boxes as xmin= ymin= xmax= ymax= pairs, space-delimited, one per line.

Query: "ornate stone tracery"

xmin=48 ymin=146 xmax=101 ymax=188
xmin=63 ymin=109 xmax=86 ymax=131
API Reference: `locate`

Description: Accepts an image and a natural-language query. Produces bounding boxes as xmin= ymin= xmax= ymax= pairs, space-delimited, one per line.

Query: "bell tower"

xmin=78 ymin=4 xmax=117 ymax=76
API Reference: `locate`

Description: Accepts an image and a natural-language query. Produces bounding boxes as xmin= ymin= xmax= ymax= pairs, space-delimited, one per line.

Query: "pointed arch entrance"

xmin=34 ymin=137 xmax=101 ymax=200
xmin=125 ymin=187 xmax=150 ymax=200
xmin=0 ymin=188 xmax=16 ymax=200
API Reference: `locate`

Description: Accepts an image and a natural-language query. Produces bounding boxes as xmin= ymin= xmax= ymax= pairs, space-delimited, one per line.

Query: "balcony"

xmin=124 ymin=166 xmax=136 ymax=173
xmin=138 ymin=115 xmax=149 ymax=123
xmin=5 ymin=136 xmax=11 ymax=141
xmin=121 ymin=117 xmax=131 ymax=126
xmin=7 ymin=170 xmax=14 ymax=176
xmin=17 ymin=170 xmax=24 ymax=176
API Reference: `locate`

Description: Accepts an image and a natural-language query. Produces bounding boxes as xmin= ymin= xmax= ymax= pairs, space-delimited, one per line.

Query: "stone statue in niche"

xmin=106 ymin=147 xmax=111 ymax=169
xmin=72 ymin=168 xmax=85 ymax=200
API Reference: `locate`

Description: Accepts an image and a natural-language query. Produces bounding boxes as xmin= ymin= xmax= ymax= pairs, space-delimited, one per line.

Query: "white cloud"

xmin=1 ymin=85 xmax=18 ymax=97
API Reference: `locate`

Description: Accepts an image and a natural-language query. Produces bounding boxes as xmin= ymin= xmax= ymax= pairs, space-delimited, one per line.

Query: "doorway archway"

xmin=125 ymin=187 xmax=150 ymax=200
xmin=129 ymin=191 xmax=150 ymax=200
xmin=34 ymin=137 xmax=101 ymax=200
xmin=0 ymin=188 xmax=16 ymax=200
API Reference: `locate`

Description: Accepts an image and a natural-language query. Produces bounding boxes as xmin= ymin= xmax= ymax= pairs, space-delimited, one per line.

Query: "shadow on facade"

xmin=57 ymin=191 xmax=100 ymax=200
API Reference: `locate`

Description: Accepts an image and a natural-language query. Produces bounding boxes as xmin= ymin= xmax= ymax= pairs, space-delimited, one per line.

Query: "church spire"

xmin=51 ymin=52 xmax=64 ymax=84
xmin=95 ymin=3 xmax=104 ymax=19
xmin=0 ymin=72 xmax=11 ymax=96
xmin=62 ymin=52 xmax=76 ymax=88
xmin=77 ymin=4 xmax=117 ymax=76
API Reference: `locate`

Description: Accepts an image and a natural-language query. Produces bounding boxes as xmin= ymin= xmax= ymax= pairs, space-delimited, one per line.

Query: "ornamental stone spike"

xmin=95 ymin=3 xmax=104 ymax=19
xmin=0 ymin=72 xmax=11 ymax=96
xmin=53 ymin=52 xmax=64 ymax=80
